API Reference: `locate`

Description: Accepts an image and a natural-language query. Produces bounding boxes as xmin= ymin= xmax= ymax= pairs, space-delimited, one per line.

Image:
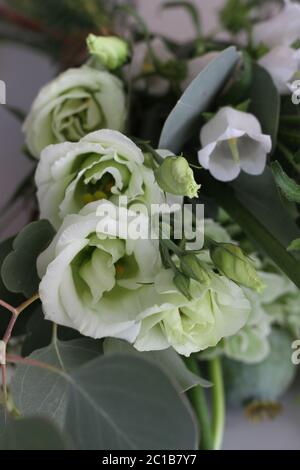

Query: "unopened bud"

xmin=87 ymin=34 xmax=130 ymax=70
xmin=174 ymin=273 xmax=192 ymax=301
xmin=180 ymin=254 xmax=211 ymax=285
xmin=155 ymin=156 xmax=200 ymax=199
xmin=210 ymin=243 xmax=265 ymax=292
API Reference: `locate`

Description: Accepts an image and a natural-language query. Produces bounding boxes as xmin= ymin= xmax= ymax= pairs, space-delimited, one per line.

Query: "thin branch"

xmin=6 ymin=354 xmax=63 ymax=376
xmin=0 ymin=300 xmax=17 ymax=316
xmin=16 ymin=293 xmax=40 ymax=315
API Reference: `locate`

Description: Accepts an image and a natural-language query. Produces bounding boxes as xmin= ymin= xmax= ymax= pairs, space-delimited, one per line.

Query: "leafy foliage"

xmin=1 ymin=220 xmax=55 ymax=298
xmin=0 ymin=416 xmax=72 ymax=450
xmin=65 ymin=354 xmax=198 ymax=450
xmin=271 ymin=161 xmax=300 ymax=204
xmin=0 ymin=0 xmax=134 ymax=65
xmin=159 ymin=47 xmax=240 ymax=152
xmin=11 ymin=339 xmax=100 ymax=427
xmin=0 ymin=238 xmax=36 ymax=337
xmin=104 ymin=338 xmax=211 ymax=391
xmin=11 ymin=347 xmax=198 ymax=450
xmin=220 ymin=0 xmax=252 ymax=34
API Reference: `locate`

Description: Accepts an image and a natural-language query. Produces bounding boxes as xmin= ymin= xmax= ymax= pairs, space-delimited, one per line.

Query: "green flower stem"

xmin=185 ymin=357 xmax=213 ymax=450
xmin=209 ymin=357 xmax=225 ymax=451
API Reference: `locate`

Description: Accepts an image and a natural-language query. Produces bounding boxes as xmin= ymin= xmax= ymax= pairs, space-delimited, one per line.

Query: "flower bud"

xmin=180 ymin=254 xmax=211 ymax=285
xmin=155 ymin=156 xmax=200 ymax=199
xmin=173 ymin=273 xmax=192 ymax=301
xmin=210 ymin=243 xmax=265 ymax=293
xmin=87 ymin=34 xmax=130 ymax=70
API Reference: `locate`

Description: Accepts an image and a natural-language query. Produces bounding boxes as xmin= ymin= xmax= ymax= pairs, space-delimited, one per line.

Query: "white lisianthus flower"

xmin=126 ymin=37 xmax=175 ymax=96
xmin=37 ymin=201 xmax=165 ymax=342
xmin=223 ymin=288 xmax=271 ymax=364
xmin=24 ymin=66 xmax=126 ymax=158
xmin=253 ymin=0 xmax=300 ymax=48
xmin=198 ymin=107 xmax=272 ymax=182
xmin=36 ymin=129 xmax=165 ymax=229
xmin=258 ymin=46 xmax=300 ymax=94
xmin=134 ymin=269 xmax=251 ymax=357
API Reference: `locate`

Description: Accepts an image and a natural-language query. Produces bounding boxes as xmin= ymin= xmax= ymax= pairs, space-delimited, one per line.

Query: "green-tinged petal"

xmin=79 ymin=250 xmax=116 ymax=304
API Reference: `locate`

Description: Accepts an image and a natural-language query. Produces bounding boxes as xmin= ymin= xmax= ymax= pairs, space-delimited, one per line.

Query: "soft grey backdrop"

xmin=0 ymin=0 xmax=299 ymax=450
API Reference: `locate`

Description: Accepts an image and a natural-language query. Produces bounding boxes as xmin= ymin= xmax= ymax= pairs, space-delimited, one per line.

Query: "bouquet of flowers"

xmin=0 ymin=0 xmax=300 ymax=451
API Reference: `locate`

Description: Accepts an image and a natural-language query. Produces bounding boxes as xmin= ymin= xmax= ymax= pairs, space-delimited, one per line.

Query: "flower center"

xmin=228 ymin=138 xmax=240 ymax=163
xmin=82 ymin=173 xmax=115 ymax=204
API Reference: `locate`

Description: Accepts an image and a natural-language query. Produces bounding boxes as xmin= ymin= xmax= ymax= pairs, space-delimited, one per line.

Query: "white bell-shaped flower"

xmin=253 ymin=0 xmax=300 ymax=48
xmin=259 ymin=46 xmax=300 ymax=95
xmin=198 ymin=107 xmax=272 ymax=182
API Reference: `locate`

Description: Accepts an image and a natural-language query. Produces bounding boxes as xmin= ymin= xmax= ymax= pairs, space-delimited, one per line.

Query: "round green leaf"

xmin=11 ymin=339 xmax=100 ymax=427
xmin=0 ymin=416 xmax=71 ymax=450
xmin=65 ymin=354 xmax=198 ymax=450
xmin=1 ymin=220 xmax=55 ymax=298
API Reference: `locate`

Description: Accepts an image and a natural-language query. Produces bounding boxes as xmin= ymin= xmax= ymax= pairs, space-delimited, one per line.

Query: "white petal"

xmin=200 ymin=107 xmax=262 ymax=147
xmin=259 ymin=46 xmax=300 ymax=94
xmin=253 ymin=1 xmax=300 ymax=48
xmin=239 ymin=136 xmax=270 ymax=175
xmin=82 ymin=129 xmax=144 ymax=164
xmin=199 ymin=141 xmax=241 ymax=182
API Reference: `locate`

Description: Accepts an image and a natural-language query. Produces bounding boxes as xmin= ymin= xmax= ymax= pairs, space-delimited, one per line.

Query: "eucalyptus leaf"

xmin=10 ymin=339 xmax=100 ymax=427
xmin=0 ymin=416 xmax=71 ymax=450
xmin=1 ymin=220 xmax=55 ymax=298
xmin=271 ymin=161 xmax=300 ymax=204
xmin=0 ymin=237 xmax=34 ymax=337
xmin=159 ymin=46 xmax=240 ymax=152
xmin=21 ymin=307 xmax=80 ymax=357
xmin=65 ymin=354 xmax=198 ymax=450
xmin=103 ymin=338 xmax=211 ymax=391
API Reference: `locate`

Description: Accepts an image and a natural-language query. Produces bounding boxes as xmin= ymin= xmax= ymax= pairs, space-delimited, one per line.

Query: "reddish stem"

xmin=0 ymin=300 xmax=17 ymax=316
xmin=3 ymin=313 xmax=18 ymax=345
xmin=0 ymin=5 xmax=45 ymax=33
xmin=6 ymin=354 xmax=62 ymax=375
xmin=0 ymin=295 xmax=40 ymax=400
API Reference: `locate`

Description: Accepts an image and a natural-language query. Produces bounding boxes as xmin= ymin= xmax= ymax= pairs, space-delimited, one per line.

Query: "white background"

xmin=0 ymin=0 xmax=299 ymax=449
